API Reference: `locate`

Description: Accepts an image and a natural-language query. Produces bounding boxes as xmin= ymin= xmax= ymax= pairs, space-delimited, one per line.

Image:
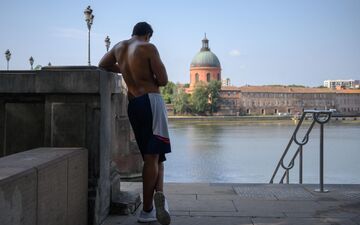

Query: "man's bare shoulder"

xmin=113 ymin=40 xmax=129 ymax=50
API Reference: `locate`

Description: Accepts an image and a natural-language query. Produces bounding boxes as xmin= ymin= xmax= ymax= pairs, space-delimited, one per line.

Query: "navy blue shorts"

xmin=127 ymin=93 xmax=171 ymax=162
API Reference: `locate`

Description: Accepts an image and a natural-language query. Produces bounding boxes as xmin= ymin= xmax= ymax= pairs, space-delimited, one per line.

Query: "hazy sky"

xmin=1 ymin=0 xmax=359 ymax=86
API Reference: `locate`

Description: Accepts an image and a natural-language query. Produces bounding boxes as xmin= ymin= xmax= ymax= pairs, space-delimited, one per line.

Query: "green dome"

xmin=191 ymin=51 xmax=221 ymax=68
xmin=190 ymin=35 xmax=221 ymax=68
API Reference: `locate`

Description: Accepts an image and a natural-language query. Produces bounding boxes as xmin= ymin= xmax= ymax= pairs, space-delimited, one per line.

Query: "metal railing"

xmin=270 ymin=109 xmax=335 ymax=192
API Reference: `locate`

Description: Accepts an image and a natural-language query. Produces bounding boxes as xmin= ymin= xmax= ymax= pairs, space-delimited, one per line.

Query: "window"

xmin=217 ymin=73 xmax=220 ymax=81
xmin=275 ymin=109 xmax=278 ymax=114
xmin=288 ymin=108 xmax=291 ymax=114
xmin=207 ymin=73 xmax=211 ymax=82
xmin=261 ymin=109 xmax=265 ymax=115
xmin=195 ymin=73 xmax=199 ymax=82
xmin=246 ymin=109 xmax=250 ymax=114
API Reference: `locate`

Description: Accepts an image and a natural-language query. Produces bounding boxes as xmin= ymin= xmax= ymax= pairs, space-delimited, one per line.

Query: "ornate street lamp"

xmin=48 ymin=62 xmax=52 ymax=66
xmin=84 ymin=6 xmax=94 ymax=66
xmin=29 ymin=56 xmax=34 ymax=70
xmin=105 ymin=36 xmax=111 ymax=52
xmin=5 ymin=49 xmax=11 ymax=70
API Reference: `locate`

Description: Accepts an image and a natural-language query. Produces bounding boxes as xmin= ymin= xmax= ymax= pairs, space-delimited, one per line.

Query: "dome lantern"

xmin=201 ymin=33 xmax=210 ymax=51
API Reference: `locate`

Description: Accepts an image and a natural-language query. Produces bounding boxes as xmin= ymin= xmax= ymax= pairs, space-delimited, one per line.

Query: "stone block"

xmin=110 ymin=191 xmax=141 ymax=215
xmin=3 ymin=102 xmax=44 ymax=156
xmin=0 ymin=168 xmax=37 ymax=225
xmin=51 ymin=103 xmax=86 ymax=147
xmin=67 ymin=150 xmax=88 ymax=225
xmin=37 ymin=159 xmax=68 ymax=225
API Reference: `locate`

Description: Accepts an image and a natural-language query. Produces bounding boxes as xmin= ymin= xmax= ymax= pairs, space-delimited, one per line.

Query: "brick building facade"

xmin=218 ymin=86 xmax=360 ymax=116
xmin=185 ymin=36 xmax=360 ymax=116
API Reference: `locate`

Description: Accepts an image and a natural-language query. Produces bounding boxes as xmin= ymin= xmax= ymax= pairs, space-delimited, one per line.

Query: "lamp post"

xmin=48 ymin=62 xmax=52 ymax=66
xmin=105 ymin=36 xmax=111 ymax=52
xmin=84 ymin=6 xmax=94 ymax=66
xmin=29 ymin=56 xmax=34 ymax=70
xmin=5 ymin=49 xmax=11 ymax=70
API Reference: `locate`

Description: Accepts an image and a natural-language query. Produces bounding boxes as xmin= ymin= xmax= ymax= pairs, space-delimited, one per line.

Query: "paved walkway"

xmin=104 ymin=182 xmax=360 ymax=225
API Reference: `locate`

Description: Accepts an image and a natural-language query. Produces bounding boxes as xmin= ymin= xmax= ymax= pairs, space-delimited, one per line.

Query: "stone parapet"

xmin=0 ymin=67 xmax=142 ymax=224
xmin=0 ymin=147 xmax=88 ymax=225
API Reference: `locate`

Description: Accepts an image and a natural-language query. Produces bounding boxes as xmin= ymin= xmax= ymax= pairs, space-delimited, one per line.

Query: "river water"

xmin=164 ymin=120 xmax=360 ymax=184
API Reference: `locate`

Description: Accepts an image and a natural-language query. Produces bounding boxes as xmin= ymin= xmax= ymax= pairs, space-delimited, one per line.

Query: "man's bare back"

xmin=99 ymin=35 xmax=168 ymax=99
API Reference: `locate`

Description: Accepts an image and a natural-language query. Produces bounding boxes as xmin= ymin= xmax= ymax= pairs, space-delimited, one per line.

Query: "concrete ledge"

xmin=0 ymin=147 xmax=88 ymax=225
xmin=0 ymin=67 xmax=123 ymax=94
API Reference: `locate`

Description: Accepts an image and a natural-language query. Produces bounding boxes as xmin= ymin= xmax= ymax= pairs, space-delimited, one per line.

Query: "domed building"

xmin=189 ymin=35 xmax=221 ymax=89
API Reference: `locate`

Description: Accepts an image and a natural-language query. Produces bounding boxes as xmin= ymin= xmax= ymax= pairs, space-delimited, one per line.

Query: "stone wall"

xmin=0 ymin=67 xmax=142 ymax=224
xmin=0 ymin=147 xmax=87 ymax=225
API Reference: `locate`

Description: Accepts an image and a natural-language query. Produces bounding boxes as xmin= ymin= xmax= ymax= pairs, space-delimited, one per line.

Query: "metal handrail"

xmin=270 ymin=109 xmax=334 ymax=192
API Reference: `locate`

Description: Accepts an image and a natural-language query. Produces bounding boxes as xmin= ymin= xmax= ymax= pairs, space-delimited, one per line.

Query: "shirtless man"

xmin=99 ymin=22 xmax=171 ymax=225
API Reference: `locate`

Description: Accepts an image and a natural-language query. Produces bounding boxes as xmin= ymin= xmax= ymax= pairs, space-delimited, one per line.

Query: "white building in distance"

xmin=324 ymin=79 xmax=360 ymax=89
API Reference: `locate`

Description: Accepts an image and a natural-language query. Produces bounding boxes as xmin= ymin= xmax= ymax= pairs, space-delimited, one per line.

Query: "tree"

xmin=160 ymin=81 xmax=176 ymax=103
xmin=207 ymin=80 xmax=222 ymax=114
xmin=191 ymin=83 xmax=208 ymax=114
xmin=173 ymin=88 xmax=190 ymax=114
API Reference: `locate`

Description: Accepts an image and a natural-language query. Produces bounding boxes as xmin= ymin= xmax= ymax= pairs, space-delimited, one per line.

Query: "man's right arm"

xmin=98 ymin=48 xmax=121 ymax=73
xmin=148 ymin=44 xmax=168 ymax=86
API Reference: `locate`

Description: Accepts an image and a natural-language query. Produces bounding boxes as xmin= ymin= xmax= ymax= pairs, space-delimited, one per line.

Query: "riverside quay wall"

xmin=217 ymin=86 xmax=360 ymax=116
xmin=0 ymin=67 xmax=142 ymax=225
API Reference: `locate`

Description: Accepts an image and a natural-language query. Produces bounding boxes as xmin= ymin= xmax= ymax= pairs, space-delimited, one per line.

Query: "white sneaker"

xmin=154 ymin=191 xmax=171 ymax=225
xmin=137 ymin=207 xmax=157 ymax=223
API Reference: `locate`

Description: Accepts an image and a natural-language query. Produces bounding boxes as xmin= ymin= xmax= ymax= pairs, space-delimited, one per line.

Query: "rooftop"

xmin=220 ymin=85 xmax=360 ymax=94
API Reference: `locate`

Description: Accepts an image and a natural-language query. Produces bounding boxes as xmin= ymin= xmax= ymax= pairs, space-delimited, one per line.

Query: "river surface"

xmin=164 ymin=120 xmax=360 ymax=184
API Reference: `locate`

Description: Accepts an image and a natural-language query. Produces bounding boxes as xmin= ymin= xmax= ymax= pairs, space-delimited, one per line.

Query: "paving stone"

xmin=197 ymin=194 xmax=245 ymax=201
xmin=234 ymin=184 xmax=316 ymax=200
xmin=252 ymin=217 xmax=358 ymax=225
xmin=233 ymin=199 xmax=321 ymax=213
xmin=285 ymin=211 xmax=360 ymax=219
xmin=190 ymin=211 xmax=284 ymax=218
xmin=103 ymin=183 xmax=360 ymax=225
xmin=351 ymin=215 xmax=360 ymax=225
xmin=169 ymin=198 xmax=236 ymax=212
xmin=165 ymin=183 xmax=236 ymax=195
xmin=171 ymin=210 xmax=190 ymax=216
xmin=304 ymin=184 xmax=360 ymax=201
xmin=167 ymin=194 xmax=196 ymax=201
xmin=150 ymin=216 xmax=253 ymax=225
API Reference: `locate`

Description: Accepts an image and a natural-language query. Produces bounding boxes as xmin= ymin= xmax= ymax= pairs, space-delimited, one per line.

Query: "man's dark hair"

xmin=132 ymin=22 xmax=153 ymax=37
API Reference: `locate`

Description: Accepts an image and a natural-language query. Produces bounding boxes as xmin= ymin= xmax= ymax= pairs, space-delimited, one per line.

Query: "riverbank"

xmin=168 ymin=115 xmax=292 ymax=121
xmin=168 ymin=115 xmax=360 ymax=123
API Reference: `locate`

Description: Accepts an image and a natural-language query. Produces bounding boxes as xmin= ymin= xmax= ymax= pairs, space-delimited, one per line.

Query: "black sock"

xmin=144 ymin=206 xmax=153 ymax=213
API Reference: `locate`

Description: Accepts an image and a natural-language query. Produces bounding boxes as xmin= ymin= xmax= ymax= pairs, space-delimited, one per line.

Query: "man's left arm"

xmin=98 ymin=48 xmax=121 ymax=73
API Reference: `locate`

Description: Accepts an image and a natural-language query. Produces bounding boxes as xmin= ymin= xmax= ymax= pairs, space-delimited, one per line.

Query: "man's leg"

xmin=153 ymin=161 xmax=171 ymax=225
xmin=155 ymin=162 xmax=164 ymax=192
xmin=142 ymin=154 xmax=159 ymax=211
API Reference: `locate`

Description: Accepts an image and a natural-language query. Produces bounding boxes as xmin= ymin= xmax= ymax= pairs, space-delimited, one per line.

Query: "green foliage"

xmin=183 ymin=83 xmax=190 ymax=88
xmin=159 ymin=80 xmax=222 ymax=115
xmin=160 ymin=81 xmax=176 ymax=104
xmin=288 ymin=84 xmax=306 ymax=88
xmin=207 ymin=80 xmax=222 ymax=114
xmin=34 ymin=65 xmax=42 ymax=70
xmin=173 ymin=88 xmax=190 ymax=114
xmin=265 ymin=84 xmax=307 ymax=88
xmin=191 ymin=83 xmax=209 ymax=114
